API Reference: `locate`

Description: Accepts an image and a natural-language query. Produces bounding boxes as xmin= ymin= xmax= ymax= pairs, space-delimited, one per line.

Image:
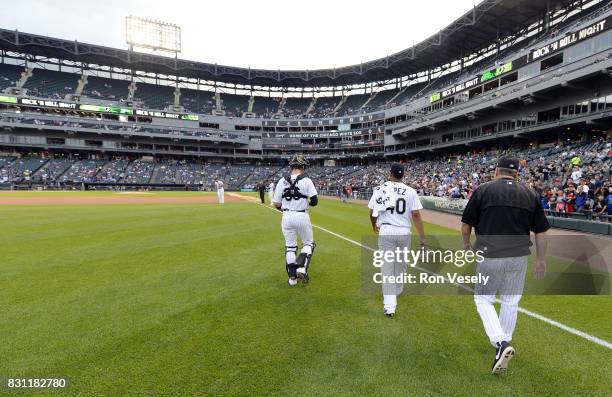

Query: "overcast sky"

xmin=0 ymin=0 xmax=479 ymax=70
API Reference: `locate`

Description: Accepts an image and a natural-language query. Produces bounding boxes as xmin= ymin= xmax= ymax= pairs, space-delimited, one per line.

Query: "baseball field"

xmin=0 ymin=191 xmax=610 ymax=396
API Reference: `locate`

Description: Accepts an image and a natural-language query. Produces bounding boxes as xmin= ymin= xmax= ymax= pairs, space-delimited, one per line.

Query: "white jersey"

xmin=268 ymin=182 xmax=275 ymax=192
xmin=215 ymin=180 xmax=224 ymax=190
xmin=368 ymin=181 xmax=422 ymax=229
xmin=273 ymin=175 xmax=317 ymax=211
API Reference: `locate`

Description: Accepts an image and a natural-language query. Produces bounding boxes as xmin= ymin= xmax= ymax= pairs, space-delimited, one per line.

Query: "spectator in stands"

xmin=606 ymin=186 xmax=612 ymax=221
xmin=555 ymin=193 xmax=566 ymax=216
xmin=575 ymin=183 xmax=588 ymax=212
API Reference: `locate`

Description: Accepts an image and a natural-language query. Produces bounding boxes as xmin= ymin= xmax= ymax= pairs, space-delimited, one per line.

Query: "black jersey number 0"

xmin=387 ymin=198 xmax=406 ymax=215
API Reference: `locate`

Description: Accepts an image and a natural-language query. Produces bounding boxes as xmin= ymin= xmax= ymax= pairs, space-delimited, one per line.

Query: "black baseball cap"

xmin=497 ymin=157 xmax=520 ymax=171
xmin=390 ymin=163 xmax=404 ymax=179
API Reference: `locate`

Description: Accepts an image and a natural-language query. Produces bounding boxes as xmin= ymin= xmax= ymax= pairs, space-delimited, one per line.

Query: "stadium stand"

xmin=220 ymin=93 xmax=249 ymax=117
xmin=202 ymin=163 xmax=228 ymax=187
xmin=0 ymin=156 xmax=47 ymax=181
xmin=32 ymin=158 xmax=73 ymax=183
xmin=96 ymin=158 xmax=129 ymax=183
xmin=336 ymin=93 xmax=369 ymax=116
xmin=252 ymin=96 xmax=281 ymax=118
xmin=124 ymin=159 xmax=155 ymax=184
xmin=0 ymin=136 xmax=609 ymax=221
xmin=311 ymin=96 xmax=341 ymax=118
xmin=389 ymin=82 xmax=428 ymax=107
xmin=175 ymin=161 xmax=207 ymax=185
xmin=363 ymin=88 xmax=400 ymax=111
xmin=0 ymin=155 xmax=15 ymax=168
xmin=58 ymin=159 xmax=105 ymax=183
xmin=241 ymin=165 xmax=283 ymax=189
xmin=0 ymin=63 xmax=23 ymax=92
xmin=0 ymin=0 xmax=610 ymax=231
xmin=224 ymin=164 xmax=254 ymax=188
xmin=180 ymin=88 xmax=216 ymax=114
xmin=151 ymin=161 xmax=178 ymax=184
xmin=282 ymin=97 xmax=311 ymax=118
xmin=23 ymin=69 xmax=79 ymax=99
xmin=133 ymin=83 xmax=174 ymax=110
xmin=82 ymin=76 xmax=130 ymax=101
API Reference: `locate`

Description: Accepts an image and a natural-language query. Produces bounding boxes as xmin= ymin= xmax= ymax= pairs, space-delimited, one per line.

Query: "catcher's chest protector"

xmin=282 ymin=174 xmax=308 ymax=201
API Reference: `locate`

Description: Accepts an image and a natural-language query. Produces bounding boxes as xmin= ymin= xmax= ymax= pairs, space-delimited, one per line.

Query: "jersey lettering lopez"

xmin=273 ymin=175 xmax=317 ymax=211
xmin=368 ymin=181 xmax=422 ymax=229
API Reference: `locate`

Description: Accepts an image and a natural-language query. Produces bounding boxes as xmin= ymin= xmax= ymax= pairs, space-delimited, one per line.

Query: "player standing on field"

xmin=368 ymin=163 xmax=427 ymax=317
xmin=215 ymin=180 xmax=225 ymax=204
xmin=461 ymin=157 xmax=550 ymax=375
xmin=268 ymin=181 xmax=275 ymax=205
xmin=258 ymin=181 xmax=266 ymax=204
xmin=272 ymin=154 xmax=318 ymax=286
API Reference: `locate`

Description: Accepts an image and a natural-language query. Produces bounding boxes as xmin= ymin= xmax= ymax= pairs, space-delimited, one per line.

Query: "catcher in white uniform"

xmin=272 ymin=154 xmax=318 ymax=286
xmin=368 ymin=163 xmax=427 ymax=317
xmin=215 ymin=180 xmax=224 ymax=204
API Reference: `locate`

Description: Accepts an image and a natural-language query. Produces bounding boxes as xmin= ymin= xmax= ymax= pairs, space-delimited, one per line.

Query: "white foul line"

xmin=258 ymin=202 xmax=612 ymax=350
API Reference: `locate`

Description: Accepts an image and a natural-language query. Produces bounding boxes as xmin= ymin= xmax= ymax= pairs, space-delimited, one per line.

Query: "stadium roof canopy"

xmin=0 ymin=0 xmax=579 ymax=87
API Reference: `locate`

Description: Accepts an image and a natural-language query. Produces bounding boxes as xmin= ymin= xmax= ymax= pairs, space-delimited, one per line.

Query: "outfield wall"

xmin=419 ymin=196 xmax=612 ymax=236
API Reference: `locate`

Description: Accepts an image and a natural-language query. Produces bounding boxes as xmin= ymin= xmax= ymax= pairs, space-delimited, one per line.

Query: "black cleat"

xmin=492 ymin=341 xmax=515 ymax=374
xmin=296 ymin=267 xmax=309 ymax=284
xmin=384 ymin=310 xmax=395 ymax=318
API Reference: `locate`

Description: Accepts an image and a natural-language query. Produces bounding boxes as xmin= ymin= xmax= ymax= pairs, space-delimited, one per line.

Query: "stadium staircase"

xmin=214 ymin=93 xmax=222 ymax=112
xmin=361 ymin=91 xmax=378 ymax=109
xmin=149 ymin=165 xmax=161 ymax=184
xmin=333 ymin=96 xmax=348 ymax=114
xmin=173 ymin=86 xmax=181 ymax=107
xmin=52 ymin=160 xmax=76 ymax=181
xmin=247 ymin=96 xmax=255 ymax=113
xmin=16 ymin=68 xmax=33 ymax=89
xmin=75 ymin=75 xmax=88 ymax=96
xmin=369 ymin=88 xmax=400 ymax=109
xmin=128 ymin=82 xmax=136 ymax=101
xmin=277 ymin=97 xmax=287 ymax=116
xmin=306 ymin=97 xmax=317 ymax=115
xmin=386 ymin=85 xmax=407 ymax=107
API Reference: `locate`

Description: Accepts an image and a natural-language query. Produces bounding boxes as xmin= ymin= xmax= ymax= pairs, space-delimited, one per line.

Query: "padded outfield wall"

xmin=418 ymin=196 xmax=612 ymax=236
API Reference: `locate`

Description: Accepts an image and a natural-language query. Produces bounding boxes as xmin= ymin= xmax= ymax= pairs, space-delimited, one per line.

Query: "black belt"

xmin=283 ymin=209 xmax=307 ymax=213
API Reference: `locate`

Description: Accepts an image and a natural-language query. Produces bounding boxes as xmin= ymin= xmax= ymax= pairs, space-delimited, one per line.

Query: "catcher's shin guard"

xmin=297 ymin=242 xmax=316 ymax=271
xmin=286 ymin=263 xmax=299 ymax=278
xmin=296 ymin=242 xmax=315 ymax=283
xmin=285 ymin=245 xmax=298 ymax=278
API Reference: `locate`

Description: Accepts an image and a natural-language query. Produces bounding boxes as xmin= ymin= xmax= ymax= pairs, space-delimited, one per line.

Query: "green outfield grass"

xmin=0 ymin=192 xmax=610 ymax=396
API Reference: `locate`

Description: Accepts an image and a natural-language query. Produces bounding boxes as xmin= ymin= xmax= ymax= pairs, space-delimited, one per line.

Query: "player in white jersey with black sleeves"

xmin=215 ymin=180 xmax=224 ymax=204
xmin=272 ymin=154 xmax=318 ymax=286
xmin=368 ymin=163 xmax=427 ymax=317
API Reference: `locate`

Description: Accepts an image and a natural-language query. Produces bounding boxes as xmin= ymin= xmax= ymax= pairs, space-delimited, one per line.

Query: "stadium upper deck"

xmin=0 ymin=0 xmax=594 ymax=87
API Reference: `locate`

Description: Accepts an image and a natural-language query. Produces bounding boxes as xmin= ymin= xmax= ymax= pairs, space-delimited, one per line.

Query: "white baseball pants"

xmin=217 ymin=188 xmax=224 ymax=204
xmin=474 ymin=255 xmax=528 ymax=346
xmin=281 ymin=211 xmax=314 ymax=264
xmin=378 ymin=225 xmax=411 ymax=313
